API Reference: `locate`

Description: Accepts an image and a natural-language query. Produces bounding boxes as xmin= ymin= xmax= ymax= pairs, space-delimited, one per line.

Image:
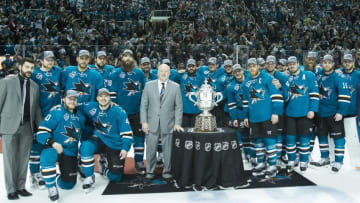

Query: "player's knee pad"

xmin=108 ymin=155 xmax=125 ymax=174
xmin=57 ymin=178 xmax=76 ymax=190
xmin=107 ymin=172 xmax=123 ymax=182
xmin=58 ymin=154 xmax=78 ymax=182
xmin=80 ymin=139 xmax=97 ymax=157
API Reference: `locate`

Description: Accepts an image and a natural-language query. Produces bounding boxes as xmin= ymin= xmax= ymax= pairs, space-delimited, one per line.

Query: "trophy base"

xmin=194 ymin=114 xmax=217 ymax=132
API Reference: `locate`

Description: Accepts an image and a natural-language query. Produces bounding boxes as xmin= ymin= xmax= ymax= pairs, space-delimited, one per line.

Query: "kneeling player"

xmin=80 ymin=88 xmax=133 ymax=192
xmin=36 ymin=90 xmax=84 ymax=201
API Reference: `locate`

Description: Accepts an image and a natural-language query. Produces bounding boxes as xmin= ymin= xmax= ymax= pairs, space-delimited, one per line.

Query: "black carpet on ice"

xmin=102 ymin=169 xmax=316 ymax=195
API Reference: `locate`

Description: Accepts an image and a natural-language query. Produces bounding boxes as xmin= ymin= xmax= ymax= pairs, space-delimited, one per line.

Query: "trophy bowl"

xmin=189 ymin=80 xmax=223 ymax=132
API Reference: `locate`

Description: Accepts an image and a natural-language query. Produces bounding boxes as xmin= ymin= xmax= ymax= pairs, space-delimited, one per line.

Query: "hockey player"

xmin=36 ymin=90 xmax=85 ymax=201
xmin=79 ymin=88 xmax=133 ymax=192
xmin=88 ymin=51 xmax=115 ymax=87
xmin=61 ymin=50 xmax=104 ymax=104
xmin=242 ymin=58 xmax=284 ymax=178
xmin=227 ymin=64 xmax=256 ymax=166
xmin=257 ymin=58 xmax=266 ymax=70
xmin=140 ymin=57 xmax=157 ymax=82
xmin=283 ymin=56 xmax=319 ymax=172
xmin=216 ymin=59 xmax=235 ymax=127
xmin=196 ymin=57 xmax=225 ymax=126
xmin=337 ymin=54 xmax=360 ymax=166
xmin=29 ymin=51 xmax=62 ymax=188
xmin=277 ymin=59 xmax=288 ymax=74
xmin=264 ymin=55 xmax=289 ymax=166
xmin=108 ymin=49 xmax=147 ymax=174
xmin=176 ymin=59 xmax=201 ymax=127
xmin=313 ymin=54 xmax=350 ymax=172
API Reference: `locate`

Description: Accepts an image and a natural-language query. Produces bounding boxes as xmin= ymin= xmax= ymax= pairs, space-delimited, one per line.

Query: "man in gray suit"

xmin=0 ymin=57 xmax=42 ymax=200
xmin=140 ymin=64 xmax=183 ymax=180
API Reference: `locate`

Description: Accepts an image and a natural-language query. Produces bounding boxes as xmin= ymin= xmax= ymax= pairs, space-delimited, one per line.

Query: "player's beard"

xmin=122 ymin=60 xmax=135 ymax=71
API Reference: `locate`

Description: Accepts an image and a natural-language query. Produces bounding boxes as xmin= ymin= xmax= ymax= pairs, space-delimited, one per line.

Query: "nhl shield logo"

xmin=36 ymin=73 xmax=43 ymax=80
xmin=120 ymin=72 xmax=125 ymax=79
xmin=69 ymin=71 xmax=76 ymax=78
xmin=231 ymin=140 xmax=238 ymax=149
xmin=214 ymin=143 xmax=222 ymax=152
xmin=185 ymin=140 xmax=193 ymax=150
xmin=175 ymin=138 xmax=180 ymax=148
xmin=64 ymin=113 xmax=69 ymax=121
xmin=107 ymin=80 xmax=112 ymax=87
xmin=205 ymin=143 xmax=211 ymax=152
xmin=195 ymin=141 xmax=201 ymax=151
xmin=89 ymin=108 xmax=97 ymax=116
xmin=222 ymin=141 xmax=229 ymax=151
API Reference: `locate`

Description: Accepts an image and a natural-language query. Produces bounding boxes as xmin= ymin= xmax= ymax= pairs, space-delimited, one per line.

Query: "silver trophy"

xmin=189 ymin=80 xmax=223 ymax=132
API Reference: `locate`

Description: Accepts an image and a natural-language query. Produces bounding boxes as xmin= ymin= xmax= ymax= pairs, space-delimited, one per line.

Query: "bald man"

xmin=140 ymin=64 xmax=183 ymax=180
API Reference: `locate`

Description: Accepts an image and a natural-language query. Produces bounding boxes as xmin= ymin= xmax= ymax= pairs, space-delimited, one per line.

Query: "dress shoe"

xmin=16 ymin=189 xmax=32 ymax=197
xmin=7 ymin=192 xmax=19 ymax=200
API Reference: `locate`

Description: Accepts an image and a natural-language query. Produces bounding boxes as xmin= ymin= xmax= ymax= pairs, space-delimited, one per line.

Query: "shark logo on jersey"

xmin=237 ymin=93 xmax=243 ymax=101
xmin=319 ymin=84 xmax=331 ymax=99
xmin=184 ymin=82 xmax=197 ymax=97
xmin=42 ymin=79 xmax=59 ymax=98
xmin=249 ymin=87 xmax=265 ymax=104
xmin=207 ymin=76 xmax=216 ymax=88
xmin=72 ymin=79 xmax=90 ymax=95
xmin=62 ymin=123 xmax=79 ymax=144
xmin=289 ymin=83 xmax=306 ymax=99
xmin=123 ymin=78 xmax=140 ymax=96
xmin=94 ymin=117 xmax=112 ymax=135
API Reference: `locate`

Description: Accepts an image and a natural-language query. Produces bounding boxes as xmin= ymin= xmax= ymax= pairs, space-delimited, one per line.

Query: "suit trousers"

xmin=146 ymin=129 xmax=173 ymax=175
xmin=2 ymin=121 xmax=33 ymax=193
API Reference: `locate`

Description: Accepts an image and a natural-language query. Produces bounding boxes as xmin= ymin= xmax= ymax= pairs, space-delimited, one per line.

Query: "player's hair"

xmin=19 ymin=57 xmax=34 ymax=66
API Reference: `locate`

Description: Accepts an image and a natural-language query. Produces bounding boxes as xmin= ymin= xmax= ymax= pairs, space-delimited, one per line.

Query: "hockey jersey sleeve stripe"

xmin=38 ymin=126 xmax=52 ymax=133
xmin=270 ymin=94 xmax=283 ymax=99
xmin=242 ymin=100 xmax=249 ymax=104
xmin=120 ymin=131 xmax=133 ymax=136
xmin=309 ymin=92 xmax=320 ymax=96
xmin=110 ymin=91 xmax=117 ymax=98
xmin=338 ymin=95 xmax=351 ymax=100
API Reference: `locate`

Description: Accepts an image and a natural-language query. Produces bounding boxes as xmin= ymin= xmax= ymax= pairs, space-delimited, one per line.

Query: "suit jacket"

xmin=0 ymin=75 xmax=42 ymax=135
xmin=140 ymin=79 xmax=182 ymax=134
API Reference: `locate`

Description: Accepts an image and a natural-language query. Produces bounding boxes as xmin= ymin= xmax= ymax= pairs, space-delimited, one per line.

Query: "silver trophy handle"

xmin=188 ymin=92 xmax=198 ymax=106
xmin=214 ymin=92 xmax=223 ymax=106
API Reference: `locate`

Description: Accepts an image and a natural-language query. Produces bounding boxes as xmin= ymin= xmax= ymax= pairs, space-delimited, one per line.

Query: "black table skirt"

xmin=171 ymin=128 xmax=246 ymax=188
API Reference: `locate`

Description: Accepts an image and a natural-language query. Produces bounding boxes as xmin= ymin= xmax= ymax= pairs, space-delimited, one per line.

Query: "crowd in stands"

xmin=0 ymin=0 xmax=359 ymax=72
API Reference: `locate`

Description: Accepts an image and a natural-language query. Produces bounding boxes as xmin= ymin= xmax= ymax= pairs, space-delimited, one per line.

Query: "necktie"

xmin=21 ymin=79 xmax=27 ymax=124
xmin=160 ymin=82 xmax=165 ymax=101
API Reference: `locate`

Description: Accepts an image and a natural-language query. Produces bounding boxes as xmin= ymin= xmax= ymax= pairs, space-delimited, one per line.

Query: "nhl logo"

xmin=205 ymin=143 xmax=211 ymax=152
xmin=107 ymin=80 xmax=112 ymax=87
xmin=222 ymin=141 xmax=229 ymax=151
xmin=36 ymin=73 xmax=42 ymax=80
xmin=175 ymin=139 xmax=180 ymax=148
xmin=231 ymin=140 xmax=238 ymax=149
xmin=235 ymin=84 xmax=239 ymax=90
xmin=204 ymin=70 xmax=209 ymax=75
xmin=69 ymin=71 xmax=76 ymax=78
xmin=64 ymin=113 xmax=69 ymax=121
xmin=214 ymin=143 xmax=222 ymax=152
xmin=182 ymin=74 xmax=188 ymax=80
xmin=89 ymin=108 xmax=97 ymax=116
xmin=120 ymin=72 xmax=125 ymax=79
xmin=185 ymin=140 xmax=193 ymax=150
xmin=195 ymin=141 xmax=201 ymax=151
